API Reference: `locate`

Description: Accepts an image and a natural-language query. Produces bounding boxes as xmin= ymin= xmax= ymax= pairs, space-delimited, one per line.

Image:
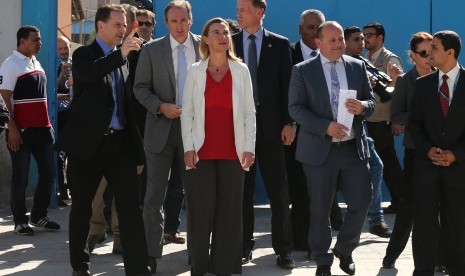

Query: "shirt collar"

xmin=13 ymin=50 xmax=35 ymax=61
xmin=243 ymin=27 xmax=264 ymax=41
xmin=369 ymin=46 xmax=384 ymax=62
xmin=96 ymin=37 xmax=116 ymax=56
xmin=439 ymin=62 xmax=460 ymax=83
xmin=170 ymin=33 xmax=193 ymax=50
xmin=299 ymin=39 xmax=318 ymax=57
xmin=320 ymin=53 xmax=343 ymax=65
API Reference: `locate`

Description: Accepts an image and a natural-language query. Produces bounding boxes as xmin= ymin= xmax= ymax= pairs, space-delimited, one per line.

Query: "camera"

xmin=354 ymin=56 xmax=394 ymax=103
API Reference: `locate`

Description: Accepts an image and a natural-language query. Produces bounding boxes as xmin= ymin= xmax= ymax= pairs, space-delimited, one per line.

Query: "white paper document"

xmin=337 ymin=89 xmax=357 ymax=135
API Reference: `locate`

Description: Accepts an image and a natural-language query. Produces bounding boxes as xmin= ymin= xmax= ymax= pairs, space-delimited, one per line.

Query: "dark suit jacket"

xmin=55 ymin=40 xmax=144 ymax=162
xmin=390 ymin=67 xmax=420 ymax=149
xmin=232 ymin=29 xmax=292 ymax=142
xmin=409 ymin=67 xmax=465 ymax=163
xmin=288 ymin=55 xmax=376 ymax=166
xmin=290 ymin=41 xmax=304 ymax=65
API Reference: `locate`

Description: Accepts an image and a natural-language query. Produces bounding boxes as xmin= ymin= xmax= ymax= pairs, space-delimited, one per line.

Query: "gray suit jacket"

xmin=133 ymin=33 xmax=200 ymax=153
xmin=288 ymin=54 xmax=376 ymax=166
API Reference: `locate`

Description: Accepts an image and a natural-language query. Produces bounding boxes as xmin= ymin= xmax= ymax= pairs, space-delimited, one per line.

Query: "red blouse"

xmin=197 ymin=69 xmax=237 ymax=160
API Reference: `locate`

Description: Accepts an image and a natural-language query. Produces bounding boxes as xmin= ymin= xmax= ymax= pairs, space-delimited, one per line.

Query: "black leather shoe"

xmin=72 ymin=270 xmax=91 ymax=276
xmin=306 ymin=249 xmax=313 ymax=260
xmin=382 ymin=256 xmax=396 ymax=268
xmin=147 ymin=256 xmax=157 ymax=273
xmin=315 ymin=265 xmax=331 ymax=276
xmin=369 ymin=222 xmax=392 ymax=238
xmin=332 ymin=248 xmax=355 ymax=275
xmin=276 ymin=253 xmax=295 ymax=269
xmin=241 ymin=249 xmax=252 ymax=264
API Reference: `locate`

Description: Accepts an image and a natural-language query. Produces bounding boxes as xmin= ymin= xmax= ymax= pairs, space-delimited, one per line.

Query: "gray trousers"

xmin=302 ymin=142 xmax=372 ymax=266
xmin=143 ymin=120 xmax=185 ymax=258
xmin=185 ymin=159 xmax=244 ymax=275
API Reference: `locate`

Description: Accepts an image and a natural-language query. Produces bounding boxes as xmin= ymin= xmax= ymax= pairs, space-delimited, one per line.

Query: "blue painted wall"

xmin=155 ymin=0 xmax=465 ymax=70
xmin=22 ymin=0 xmax=58 ymax=207
xmin=155 ymin=0 xmax=465 ymax=204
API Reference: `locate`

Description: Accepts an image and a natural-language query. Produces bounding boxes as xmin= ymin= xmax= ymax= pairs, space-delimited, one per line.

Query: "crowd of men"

xmin=0 ymin=0 xmax=464 ymax=275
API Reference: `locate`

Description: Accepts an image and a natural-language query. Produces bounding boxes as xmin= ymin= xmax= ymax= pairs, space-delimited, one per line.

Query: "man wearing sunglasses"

xmin=136 ymin=9 xmax=155 ymax=42
xmin=363 ymin=22 xmax=404 ymax=216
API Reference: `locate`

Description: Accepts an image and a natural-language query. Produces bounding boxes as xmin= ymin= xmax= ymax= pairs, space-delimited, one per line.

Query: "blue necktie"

xmin=177 ymin=44 xmax=187 ymax=107
xmin=310 ymin=50 xmax=317 ymax=57
xmin=330 ymin=61 xmax=340 ymax=120
xmin=248 ymin=34 xmax=259 ymax=105
xmin=113 ymin=67 xmax=126 ymax=127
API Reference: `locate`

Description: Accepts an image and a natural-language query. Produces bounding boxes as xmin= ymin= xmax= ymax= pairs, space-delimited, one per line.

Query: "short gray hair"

xmin=299 ymin=9 xmax=325 ymax=26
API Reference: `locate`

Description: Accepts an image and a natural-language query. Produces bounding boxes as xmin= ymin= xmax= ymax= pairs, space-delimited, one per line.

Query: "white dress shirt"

xmin=299 ymin=39 xmax=319 ymax=61
xmin=170 ymin=34 xmax=196 ymax=103
xmin=438 ymin=63 xmax=460 ymax=103
xmin=320 ymin=53 xmax=354 ymax=141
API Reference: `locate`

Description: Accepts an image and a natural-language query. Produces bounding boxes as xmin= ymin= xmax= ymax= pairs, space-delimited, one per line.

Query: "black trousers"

xmin=366 ymin=121 xmax=403 ymax=209
xmin=186 ymin=160 xmax=244 ymax=275
xmin=385 ymin=148 xmax=415 ymax=259
xmin=243 ymin=113 xmax=292 ymax=254
xmin=68 ymin=131 xmax=148 ymax=275
xmin=412 ymin=157 xmax=465 ymax=276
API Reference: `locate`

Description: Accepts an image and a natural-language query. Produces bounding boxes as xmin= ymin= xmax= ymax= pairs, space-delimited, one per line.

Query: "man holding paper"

xmin=288 ymin=21 xmax=375 ymax=276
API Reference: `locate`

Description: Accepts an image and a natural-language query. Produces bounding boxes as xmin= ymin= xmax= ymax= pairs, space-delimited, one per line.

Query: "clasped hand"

xmin=428 ymin=147 xmax=456 ymax=167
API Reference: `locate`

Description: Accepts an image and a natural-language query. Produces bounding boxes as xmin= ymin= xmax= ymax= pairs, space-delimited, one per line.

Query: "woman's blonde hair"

xmin=199 ymin=17 xmax=240 ymax=61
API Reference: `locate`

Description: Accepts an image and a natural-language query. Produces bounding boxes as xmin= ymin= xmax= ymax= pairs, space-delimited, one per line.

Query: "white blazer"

xmin=181 ymin=58 xmax=256 ymax=170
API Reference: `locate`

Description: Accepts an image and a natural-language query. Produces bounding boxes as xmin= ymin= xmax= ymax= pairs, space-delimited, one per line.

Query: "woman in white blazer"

xmin=181 ymin=17 xmax=256 ymax=275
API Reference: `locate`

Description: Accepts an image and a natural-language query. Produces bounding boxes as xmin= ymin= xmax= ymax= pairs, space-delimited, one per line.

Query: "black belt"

xmin=332 ymin=139 xmax=355 ymax=147
xmin=104 ymin=128 xmax=124 ymax=135
xmin=368 ymin=121 xmax=391 ymax=125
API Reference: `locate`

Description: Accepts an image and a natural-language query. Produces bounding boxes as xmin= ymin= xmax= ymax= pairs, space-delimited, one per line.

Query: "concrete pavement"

xmin=0 ymin=203 xmax=448 ymax=276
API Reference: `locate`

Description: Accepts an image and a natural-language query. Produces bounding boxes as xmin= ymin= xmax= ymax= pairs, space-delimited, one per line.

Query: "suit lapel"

xmin=448 ymin=68 xmax=465 ymax=116
xmin=90 ymin=40 xmax=113 ymax=98
xmin=161 ymin=35 xmax=177 ymax=93
xmin=295 ymin=41 xmax=304 ymax=63
xmin=343 ymin=56 xmax=356 ymax=93
xmin=312 ymin=57 xmax=332 ymax=116
xmin=259 ymin=29 xmax=272 ymax=70
xmin=191 ymin=33 xmax=201 ymax=61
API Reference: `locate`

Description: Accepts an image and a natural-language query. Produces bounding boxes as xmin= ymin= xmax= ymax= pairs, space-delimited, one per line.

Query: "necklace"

xmin=208 ymin=60 xmax=228 ymax=72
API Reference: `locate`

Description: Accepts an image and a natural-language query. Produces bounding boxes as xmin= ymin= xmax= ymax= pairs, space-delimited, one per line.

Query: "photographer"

xmin=363 ymin=22 xmax=403 ymax=214
xmin=344 ymin=26 xmax=392 ymax=238
xmin=56 ymin=36 xmax=73 ymax=204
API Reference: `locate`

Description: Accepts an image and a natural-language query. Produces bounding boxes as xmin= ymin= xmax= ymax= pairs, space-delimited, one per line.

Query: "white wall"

xmin=0 ymin=0 xmax=21 ymax=64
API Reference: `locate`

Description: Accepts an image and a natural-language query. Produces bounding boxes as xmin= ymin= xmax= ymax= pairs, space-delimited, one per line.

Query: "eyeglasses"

xmin=137 ymin=21 xmax=153 ymax=27
xmin=363 ymin=33 xmax=378 ymax=38
xmin=413 ymin=50 xmax=429 ymax=58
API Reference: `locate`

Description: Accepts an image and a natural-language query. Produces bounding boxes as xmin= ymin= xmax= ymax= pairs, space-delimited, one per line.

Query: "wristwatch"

xmin=286 ymin=122 xmax=297 ymax=129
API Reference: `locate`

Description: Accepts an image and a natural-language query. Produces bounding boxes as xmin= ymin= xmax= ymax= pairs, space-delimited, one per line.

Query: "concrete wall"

xmin=0 ymin=0 xmax=21 ymax=209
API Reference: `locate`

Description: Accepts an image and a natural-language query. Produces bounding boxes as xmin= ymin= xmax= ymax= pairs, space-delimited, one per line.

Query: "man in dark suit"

xmin=409 ymin=30 xmax=465 ymax=276
xmin=289 ymin=21 xmax=375 ymax=276
xmin=287 ymin=10 xmax=325 ymax=253
xmin=233 ymin=0 xmax=295 ymax=269
xmin=54 ymin=4 xmax=149 ymax=276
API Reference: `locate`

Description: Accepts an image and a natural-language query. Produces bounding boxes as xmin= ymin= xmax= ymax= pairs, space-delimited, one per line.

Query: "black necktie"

xmin=248 ymin=34 xmax=259 ymax=105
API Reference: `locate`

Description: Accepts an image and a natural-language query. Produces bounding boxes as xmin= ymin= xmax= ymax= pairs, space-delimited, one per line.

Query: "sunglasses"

xmin=413 ymin=50 xmax=428 ymax=58
xmin=363 ymin=33 xmax=378 ymax=38
xmin=137 ymin=21 xmax=153 ymax=27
